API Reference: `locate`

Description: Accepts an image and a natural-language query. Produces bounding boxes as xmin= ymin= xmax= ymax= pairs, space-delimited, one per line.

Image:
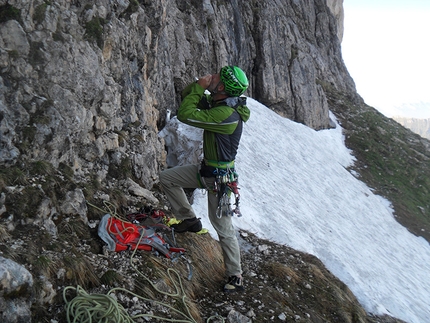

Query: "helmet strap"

xmin=209 ymin=81 xmax=225 ymax=96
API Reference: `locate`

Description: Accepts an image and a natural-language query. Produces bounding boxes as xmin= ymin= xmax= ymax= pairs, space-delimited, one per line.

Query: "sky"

xmin=341 ymin=0 xmax=430 ymax=118
xmin=161 ymin=98 xmax=430 ymax=323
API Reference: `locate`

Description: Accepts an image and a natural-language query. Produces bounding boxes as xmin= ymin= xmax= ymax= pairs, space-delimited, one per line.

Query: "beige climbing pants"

xmin=160 ymin=164 xmax=242 ymax=277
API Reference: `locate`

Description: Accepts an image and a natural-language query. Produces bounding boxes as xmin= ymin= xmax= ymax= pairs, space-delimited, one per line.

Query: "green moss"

xmin=0 ymin=166 xmax=28 ymax=187
xmin=34 ymin=3 xmax=48 ymax=25
xmin=59 ymin=162 xmax=74 ymax=180
xmin=22 ymin=186 xmax=44 ymax=214
xmin=3 ymin=185 xmax=44 ymax=220
xmin=120 ymin=0 xmax=140 ymax=19
xmin=0 ymin=4 xmax=21 ymax=24
xmin=59 ymin=218 xmax=90 ymax=240
xmin=28 ymin=41 xmax=45 ymax=67
xmin=84 ymin=17 xmax=106 ymax=48
xmin=30 ymin=160 xmax=55 ymax=176
xmin=31 ymin=114 xmax=51 ymax=125
xmin=131 ymin=120 xmax=141 ymax=127
xmin=100 ymin=270 xmax=122 ymax=285
xmin=110 ymin=188 xmax=128 ymax=208
xmin=1 ymin=161 xmax=83 ymax=222
xmin=46 ymin=241 xmax=62 ymax=252
xmin=22 ymin=124 xmax=37 ymax=141
xmin=114 ymin=130 xmax=128 ymax=146
xmin=133 ymin=134 xmax=145 ymax=142
xmin=0 ymin=224 xmax=11 ymax=242
xmin=8 ymin=50 xmax=19 ymax=59
xmin=53 ymin=30 xmax=65 ymax=42
xmin=291 ymin=46 xmax=298 ymax=61
xmin=82 ymin=174 xmax=103 ymax=220
xmin=34 ymin=255 xmax=52 ymax=273
xmin=25 ymin=99 xmax=54 ymax=127
xmin=82 ymin=173 xmax=101 ymax=197
xmin=107 ymin=157 xmax=132 ymax=180
xmin=62 ymin=252 xmax=100 ymax=287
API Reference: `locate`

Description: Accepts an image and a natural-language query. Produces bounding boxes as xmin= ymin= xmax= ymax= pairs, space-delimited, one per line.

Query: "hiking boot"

xmin=170 ymin=217 xmax=202 ymax=233
xmin=223 ymin=275 xmax=244 ymax=293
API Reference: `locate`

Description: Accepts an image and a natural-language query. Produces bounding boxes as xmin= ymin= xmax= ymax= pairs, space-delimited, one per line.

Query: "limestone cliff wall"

xmin=0 ymin=0 xmax=355 ymax=188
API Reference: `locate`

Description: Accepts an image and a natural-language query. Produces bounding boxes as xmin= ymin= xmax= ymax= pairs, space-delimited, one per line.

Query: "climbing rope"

xmin=63 ymin=201 xmax=224 ymax=323
xmin=63 ymin=285 xmax=133 ymax=323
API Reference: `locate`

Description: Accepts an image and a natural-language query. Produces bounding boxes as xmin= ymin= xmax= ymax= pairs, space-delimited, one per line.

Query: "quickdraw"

xmin=214 ymin=168 xmax=242 ymax=218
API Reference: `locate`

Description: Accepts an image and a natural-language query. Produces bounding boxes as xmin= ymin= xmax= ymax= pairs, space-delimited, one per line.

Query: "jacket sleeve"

xmin=181 ymin=82 xmax=210 ymax=110
xmin=177 ymin=83 xmax=238 ymax=135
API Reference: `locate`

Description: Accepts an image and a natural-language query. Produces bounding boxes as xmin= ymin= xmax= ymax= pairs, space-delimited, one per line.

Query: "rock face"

xmin=326 ymin=0 xmax=344 ymax=41
xmin=0 ymin=0 xmax=354 ymax=187
xmin=0 ymin=2 xmax=421 ymax=322
xmin=0 ymin=256 xmax=34 ymax=323
xmin=0 ymin=1 xmax=357 ymax=315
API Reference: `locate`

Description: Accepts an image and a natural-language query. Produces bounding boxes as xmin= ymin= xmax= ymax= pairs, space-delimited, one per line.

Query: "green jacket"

xmin=177 ymin=82 xmax=250 ymax=162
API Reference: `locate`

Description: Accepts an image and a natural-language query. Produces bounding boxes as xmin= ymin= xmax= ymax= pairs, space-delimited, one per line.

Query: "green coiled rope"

xmin=63 ymin=285 xmax=132 ymax=323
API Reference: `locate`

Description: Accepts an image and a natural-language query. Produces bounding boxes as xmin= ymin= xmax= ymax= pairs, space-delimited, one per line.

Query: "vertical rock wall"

xmin=0 ymin=0 xmax=354 ymax=187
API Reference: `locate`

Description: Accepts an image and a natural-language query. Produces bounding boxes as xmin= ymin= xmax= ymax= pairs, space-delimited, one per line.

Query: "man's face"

xmin=208 ymin=73 xmax=222 ymax=93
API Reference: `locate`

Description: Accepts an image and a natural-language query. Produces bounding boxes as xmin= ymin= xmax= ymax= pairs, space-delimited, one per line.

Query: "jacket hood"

xmin=225 ymin=97 xmax=250 ymax=122
xmin=236 ymin=105 xmax=250 ymax=122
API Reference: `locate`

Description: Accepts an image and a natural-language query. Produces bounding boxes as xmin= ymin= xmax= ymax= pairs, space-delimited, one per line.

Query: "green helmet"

xmin=220 ymin=66 xmax=249 ymax=97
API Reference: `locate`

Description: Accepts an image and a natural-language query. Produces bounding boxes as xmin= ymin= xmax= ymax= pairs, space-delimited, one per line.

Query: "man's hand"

xmin=197 ymin=74 xmax=213 ymax=89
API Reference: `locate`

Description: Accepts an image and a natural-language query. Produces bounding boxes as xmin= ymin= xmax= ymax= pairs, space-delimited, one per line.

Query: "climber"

xmin=159 ymin=66 xmax=250 ymax=292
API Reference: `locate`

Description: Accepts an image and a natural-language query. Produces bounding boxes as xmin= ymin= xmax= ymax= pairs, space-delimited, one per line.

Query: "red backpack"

xmin=98 ymin=214 xmax=185 ymax=258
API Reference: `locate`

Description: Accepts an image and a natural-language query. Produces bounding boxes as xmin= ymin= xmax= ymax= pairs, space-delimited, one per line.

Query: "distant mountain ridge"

xmin=387 ymin=101 xmax=430 ymax=119
xmin=393 ymin=116 xmax=430 ymax=140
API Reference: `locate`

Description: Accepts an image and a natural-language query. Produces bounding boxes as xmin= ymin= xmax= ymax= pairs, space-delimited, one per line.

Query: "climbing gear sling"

xmin=200 ymin=159 xmax=241 ymax=218
xmin=214 ymin=166 xmax=241 ymax=218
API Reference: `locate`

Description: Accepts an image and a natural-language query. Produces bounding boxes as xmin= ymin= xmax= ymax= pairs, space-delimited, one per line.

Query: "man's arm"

xmin=177 ymin=83 xmax=237 ymax=134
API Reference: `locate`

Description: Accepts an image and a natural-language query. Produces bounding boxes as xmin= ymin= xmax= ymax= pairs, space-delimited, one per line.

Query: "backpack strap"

xmin=225 ymin=96 xmax=247 ymax=109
